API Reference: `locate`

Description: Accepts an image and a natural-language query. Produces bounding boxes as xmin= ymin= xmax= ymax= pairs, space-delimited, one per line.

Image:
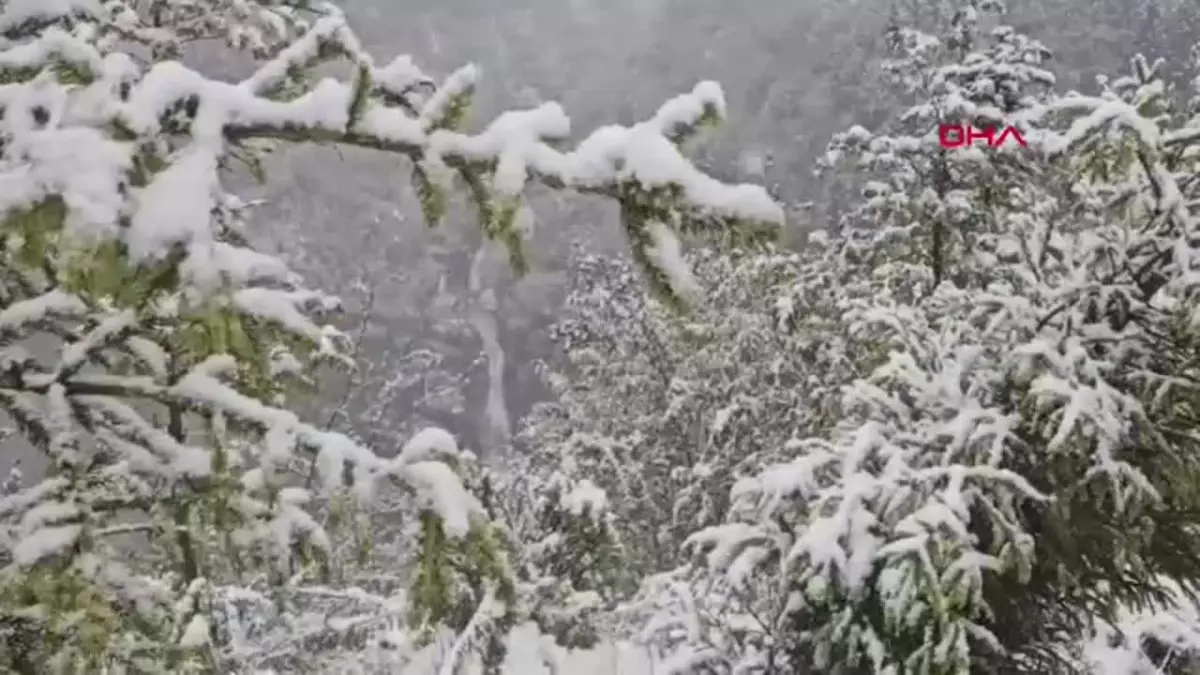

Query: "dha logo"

xmin=938 ymin=124 xmax=1027 ymax=149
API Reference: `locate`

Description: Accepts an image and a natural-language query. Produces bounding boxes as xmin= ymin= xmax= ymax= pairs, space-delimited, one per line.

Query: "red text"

xmin=938 ymin=124 xmax=1027 ymax=149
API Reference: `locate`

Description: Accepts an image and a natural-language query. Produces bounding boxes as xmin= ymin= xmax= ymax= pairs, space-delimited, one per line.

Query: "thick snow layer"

xmin=0 ymin=0 xmax=100 ymax=34
xmin=645 ymin=222 xmax=702 ymax=299
xmin=561 ymin=479 xmax=608 ymax=516
xmin=13 ymin=523 xmax=80 ymax=565
xmin=398 ymin=427 xmax=459 ymax=464
xmin=129 ymin=147 xmax=218 ymax=263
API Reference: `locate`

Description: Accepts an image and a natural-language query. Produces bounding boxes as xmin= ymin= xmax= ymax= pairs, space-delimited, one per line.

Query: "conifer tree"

xmin=643 ymin=3 xmax=1200 ymax=673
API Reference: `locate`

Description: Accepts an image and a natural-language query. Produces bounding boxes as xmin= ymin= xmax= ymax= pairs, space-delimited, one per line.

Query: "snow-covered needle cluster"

xmin=0 ymin=0 xmax=782 ymax=672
